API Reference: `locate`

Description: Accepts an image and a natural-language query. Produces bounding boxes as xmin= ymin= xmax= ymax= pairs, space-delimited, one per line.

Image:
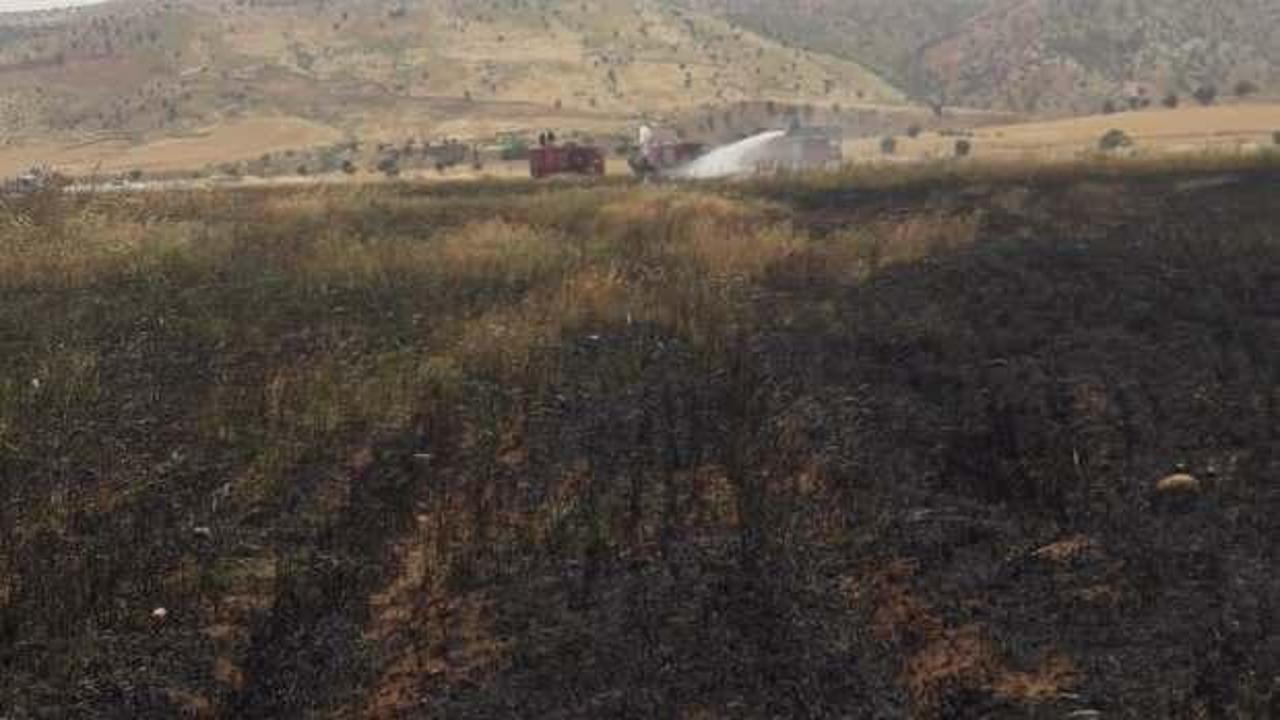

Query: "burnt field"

xmin=1 ymin=164 xmax=1278 ymax=718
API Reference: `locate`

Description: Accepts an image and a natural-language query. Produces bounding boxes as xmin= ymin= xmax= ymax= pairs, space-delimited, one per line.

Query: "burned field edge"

xmin=0 ymin=162 xmax=1278 ymax=718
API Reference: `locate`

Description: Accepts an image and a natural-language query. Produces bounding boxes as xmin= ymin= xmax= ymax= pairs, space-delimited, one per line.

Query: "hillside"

xmin=680 ymin=0 xmax=1280 ymax=114
xmin=919 ymin=0 xmax=1280 ymax=114
xmin=677 ymin=0 xmax=985 ymax=91
xmin=0 ymin=0 xmax=902 ymax=160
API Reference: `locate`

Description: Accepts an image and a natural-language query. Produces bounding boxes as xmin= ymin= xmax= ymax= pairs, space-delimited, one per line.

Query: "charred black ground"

xmin=1 ymin=165 xmax=1277 ymax=719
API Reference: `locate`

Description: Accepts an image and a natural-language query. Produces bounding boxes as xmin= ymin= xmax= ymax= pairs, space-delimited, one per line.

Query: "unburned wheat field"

xmin=2 ymin=162 xmax=1279 ymax=718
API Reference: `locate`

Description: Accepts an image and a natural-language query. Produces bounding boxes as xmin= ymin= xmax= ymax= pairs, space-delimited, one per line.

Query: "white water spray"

xmin=675 ymin=130 xmax=786 ymax=180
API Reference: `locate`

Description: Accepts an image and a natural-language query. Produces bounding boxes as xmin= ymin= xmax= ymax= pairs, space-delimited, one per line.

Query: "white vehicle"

xmin=2 ymin=166 xmax=69 ymax=195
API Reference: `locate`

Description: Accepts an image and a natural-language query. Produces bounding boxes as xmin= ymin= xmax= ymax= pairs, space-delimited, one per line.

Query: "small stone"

xmin=152 ymin=607 xmax=168 ymax=620
xmin=192 ymin=526 xmax=213 ymax=539
xmin=1155 ymin=473 xmax=1200 ymax=496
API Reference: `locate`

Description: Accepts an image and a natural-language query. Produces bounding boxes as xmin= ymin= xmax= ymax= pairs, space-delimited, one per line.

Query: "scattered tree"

xmin=1273 ymin=131 xmax=1280 ymax=146
xmin=906 ymin=124 xmax=922 ymax=138
xmin=1234 ymin=80 xmax=1259 ymax=97
xmin=954 ymin=139 xmax=971 ymax=157
xmin=377 ymin=156 xmax=400 ymax=177
xmin=879 ymin=136 xmax=896 ymax=155
xmin=1192 ymin=85 xmax=1218 ymax=106
xmin=341 ymin=160 xmax=356 ymax=175
xmin=1102 ymin=99 xmax=1118 ymax=114
xmin=1162 ymin=93 xmax=1179 ymax=109
xmin=907 ymin=61 xmax=947 ymax=117
xmin=1098 ymin=128 xmax=1133 ymax=151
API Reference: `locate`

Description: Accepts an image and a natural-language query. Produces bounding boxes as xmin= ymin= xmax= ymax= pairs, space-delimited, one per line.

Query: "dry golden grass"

xmin=904 ymin=624 xmax=1000 ymax=702
xmin=844 ymin=103 xmax=1280 ymax=165
xmin=0 ymin=202 xmax=211 ymax=289
xmin=764 ymin=144 xmax=1280 ymax=196
xmin=859 ymin=212 xmax=983 ymax=272
xmin=434 ymin=220 xmax=571 ymax=285
xmin=0 ymin=117 xmax=343 ymax=176
xmin=209 ymin=348 xmax=466 ymax=510
xmin=684 ymin=221 xmax=801 ymax=282
xmin=1032 ymin=535 xmax=1100 ymax=564
xmin=992 ymin=654 xmax=1080 ymax=702
xmin=453 ymin=265 xmax=639 ymax=382
xmin=872 ymin=558 xmax=1078 ymax=716
xmin=289 ymin=218 xmax=573 ymax=292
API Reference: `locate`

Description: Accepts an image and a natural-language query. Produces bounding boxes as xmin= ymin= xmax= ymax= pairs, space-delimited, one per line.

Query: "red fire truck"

xmin=529 ymin=144 xmax=606 ymax=179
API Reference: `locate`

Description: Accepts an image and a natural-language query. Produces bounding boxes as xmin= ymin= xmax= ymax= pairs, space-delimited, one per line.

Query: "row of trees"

xmin=879 ymin=134 xmax=971 ymax=157
xmin=1104 ymin=80 xmax=1260 ymax=115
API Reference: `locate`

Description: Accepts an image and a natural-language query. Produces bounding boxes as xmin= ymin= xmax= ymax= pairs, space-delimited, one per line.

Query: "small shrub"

xmin=377 ymin=157 xmax=400 ymax=177
xmin=1162 ymin=93 xmax=1179 ymax=109
xmin=341 ymin=160 xmax=356 ymax=175
xmin=1192 ymin=85 xmax=1218 ymax=106
xmin=906 ymin=124 xmax=922 ymax=139
xmin=1272 ymin=131 xmax=1280 ymax=146
xmin=880 ymin=136 xmax=897 ymax=155
xmin=954 ymin=139 xmax=971 ymax=158
xmin=1234 ymin=80 xmax=1259 ymax=97
xmin=1098 ymin=129 xmax=1133 ymax=151
xmin=1101 ymin=100 xmax=1117 ymax=114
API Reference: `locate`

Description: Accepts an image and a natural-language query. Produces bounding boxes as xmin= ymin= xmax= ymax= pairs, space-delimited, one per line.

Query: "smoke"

xmin=674 ymin=130 xmax=786 ymax=180
xmin=0 ymin=0 xmax=107 ymax=11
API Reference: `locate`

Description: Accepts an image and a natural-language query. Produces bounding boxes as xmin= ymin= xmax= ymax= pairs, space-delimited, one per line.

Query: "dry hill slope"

xmin=0 ymin=0 xmax=902 ymax=153
xmin=679 ymin=0 xmax=1280 ymax=113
